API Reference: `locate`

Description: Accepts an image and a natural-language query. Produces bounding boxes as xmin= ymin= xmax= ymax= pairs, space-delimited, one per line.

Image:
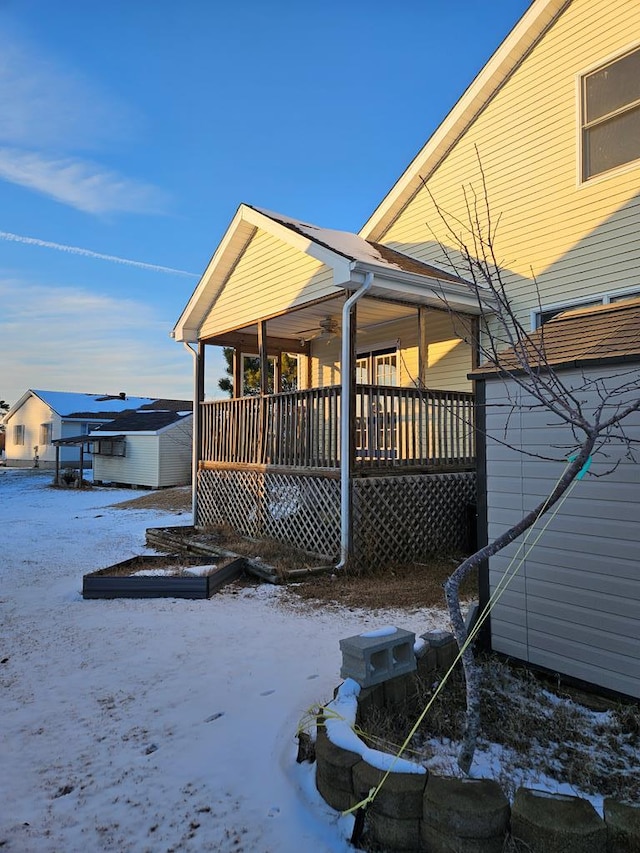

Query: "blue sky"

xmin=0 ymin=0 xmax=531 ymax=407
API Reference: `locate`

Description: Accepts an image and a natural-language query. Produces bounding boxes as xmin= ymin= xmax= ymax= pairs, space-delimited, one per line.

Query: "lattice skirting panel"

xmin=197 ymin=469 xmax=341 ymax=559
xmin=197 ymin=469 xmax=475 ymax=568
xmin=352 ymin=472 xmax=476 ymax=567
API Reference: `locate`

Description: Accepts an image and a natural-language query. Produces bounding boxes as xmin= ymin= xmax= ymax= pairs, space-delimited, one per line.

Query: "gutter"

xmin=335 ymin=271 xmax=374 ymax=570
xmin=183 ymin=342 xmax=199 ymax=522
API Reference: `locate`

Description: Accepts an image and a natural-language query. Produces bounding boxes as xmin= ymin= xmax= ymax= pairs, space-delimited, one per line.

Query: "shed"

xmin=91 ymin=408 xmax=193 ymax=489
xmin=474 ymin=300 xmax=640 ymax=699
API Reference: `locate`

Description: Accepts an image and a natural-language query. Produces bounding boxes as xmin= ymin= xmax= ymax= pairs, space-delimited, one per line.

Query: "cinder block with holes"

xmin=339 ymin=628 xmax=416 ymax=688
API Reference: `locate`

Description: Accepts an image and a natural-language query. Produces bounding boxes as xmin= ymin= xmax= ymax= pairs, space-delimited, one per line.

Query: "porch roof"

xmin=172 ymin=204 xmax=493 ymax=345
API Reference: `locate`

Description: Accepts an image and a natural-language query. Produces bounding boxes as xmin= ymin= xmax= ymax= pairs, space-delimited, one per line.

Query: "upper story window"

xmin=14 ymin=424 xmax=25 ymax=445
xmin=582 ymin=46 xmax=640 ymax=180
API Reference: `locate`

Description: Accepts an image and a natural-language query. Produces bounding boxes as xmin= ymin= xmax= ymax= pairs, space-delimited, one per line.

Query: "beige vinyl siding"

xmin=158 ymin=420 xmax=192 ymax=487
xmin=484 ymin=365 xmax=640 ymax=698
xmin=311 ymin=310 xmax=473 ymax=391
xmin=381 ymin=0 xmax=640 ymax=327
xmin=201 ymin=228 xmax=336 ymax=338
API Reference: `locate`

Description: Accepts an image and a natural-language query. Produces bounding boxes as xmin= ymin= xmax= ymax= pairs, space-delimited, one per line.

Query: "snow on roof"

xmin=251 ymin=205 xmax=466 ymax=283
xmin=5 ymin=390 xmax=191 ymax=421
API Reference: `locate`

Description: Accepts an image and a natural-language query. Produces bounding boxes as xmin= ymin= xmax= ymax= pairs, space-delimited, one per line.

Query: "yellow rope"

xmin=342 ymin=457 xmax=586 ymax=815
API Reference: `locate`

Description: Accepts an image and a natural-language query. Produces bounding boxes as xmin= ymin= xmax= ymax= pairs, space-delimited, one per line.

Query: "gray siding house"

xmin=474 ymin=300 xmax=640 ymax=699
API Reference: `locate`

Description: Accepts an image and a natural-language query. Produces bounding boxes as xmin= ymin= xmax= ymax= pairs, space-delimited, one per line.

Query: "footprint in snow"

xmin=267 ymin=807 xmax=280 ymax=818
xmin=204 ymin=712 xmax=225 ymax=722
xmin=260 ymin=689 xmax=275 ymax=696
xmin=306 ymin=674 xmax=319 ymax=680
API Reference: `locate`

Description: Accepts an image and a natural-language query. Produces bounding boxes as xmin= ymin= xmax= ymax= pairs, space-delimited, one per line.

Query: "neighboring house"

xmin=2 ymin=390 xmax=190 ymax=469
xmin=473 ymin=300 xmax=640 ymax=699
xmin=173 ymin=0 xmax=639 ymax=617
xmin=91 ymin=408 xmax=193 ymax=489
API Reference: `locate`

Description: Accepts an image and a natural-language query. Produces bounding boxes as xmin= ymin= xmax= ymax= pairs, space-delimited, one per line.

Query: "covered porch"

xmin=173 ymin=205 xmax=491 ymax=566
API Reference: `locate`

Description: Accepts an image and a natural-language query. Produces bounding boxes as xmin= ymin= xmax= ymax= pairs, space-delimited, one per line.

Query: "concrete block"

xmin=511 ymin=787 xmax=607 ymax=853
xmin=423 ymin=776 xmax=510 ymax=839
xmin=340 ymin=627 xmax=416 ymax=688
xmin=352 ymin=760 xmax=427 ymax=820
xmin=604 ymin=798 xmax=640 ymax=853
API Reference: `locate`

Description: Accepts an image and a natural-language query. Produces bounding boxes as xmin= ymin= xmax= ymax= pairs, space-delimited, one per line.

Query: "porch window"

xmin=355 ymin=348 xmax=398 ymax=460
xmin=14 ymin=424 xmax=24 ymax=446
xmin=40 ymin=423 xmax=52 ymax=445
xmin=355 ymin=347 xmax=398 ymax=386
xmin=582 ymin=46 xmax=640 ymax=180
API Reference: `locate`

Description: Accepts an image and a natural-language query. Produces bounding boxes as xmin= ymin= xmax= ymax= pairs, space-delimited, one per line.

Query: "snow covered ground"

xmin=0 ymin=468 xmax=449 ymax=852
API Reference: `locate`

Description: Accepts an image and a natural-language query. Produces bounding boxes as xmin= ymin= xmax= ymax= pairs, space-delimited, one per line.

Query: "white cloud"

xmin=0 ymin=279 xmax=194 ymax=405
xmin=0 ymin=31 xmax=166 ymax=215
xmin=0 ymin=148 xmax=167 ymax=215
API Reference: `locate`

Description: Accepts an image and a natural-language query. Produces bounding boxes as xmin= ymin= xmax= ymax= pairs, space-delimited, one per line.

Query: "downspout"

xmin=183 ymin=341 xmax=199 ymax=522
xmin=335 ymin=271 xmax=374 ymax=570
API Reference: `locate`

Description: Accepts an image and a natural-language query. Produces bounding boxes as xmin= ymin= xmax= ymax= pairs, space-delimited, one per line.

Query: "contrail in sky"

xmin=0 ymin=230 xmax=199 ymax=278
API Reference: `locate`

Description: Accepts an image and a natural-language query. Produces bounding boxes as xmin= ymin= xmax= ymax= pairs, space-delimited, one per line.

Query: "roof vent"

xmin=119 ymin=392 xmax=126 ymax=400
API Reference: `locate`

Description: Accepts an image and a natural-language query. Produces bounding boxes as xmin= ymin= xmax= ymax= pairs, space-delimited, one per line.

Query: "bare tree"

xmin=421 ymin=155 xmax=640 ymax=774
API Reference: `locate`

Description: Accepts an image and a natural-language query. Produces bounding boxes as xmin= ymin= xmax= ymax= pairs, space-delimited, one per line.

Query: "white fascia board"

xmin=360 ymin=0 xmax=569 ymax=242
xmin=348 ymin=263 xmax=496 ymax=315
xmin=3 ymin=390 xmax=34 ymax=421
xmin=172 ymin=205 xmax=254 ymax=342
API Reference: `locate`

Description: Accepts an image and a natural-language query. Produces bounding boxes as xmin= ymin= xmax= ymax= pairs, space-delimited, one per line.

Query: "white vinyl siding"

xmin=93 ymin=420 xmax=192 ymax=489
xmin=4 ymin=395 xmax=62 ymax=466
xmin=483 ymin=364 xmax=640 ymax=698
xmin=379 ymin=0 xmax=640 ymax=330
xmin=200 ymin=229 xmax=335 ymax=339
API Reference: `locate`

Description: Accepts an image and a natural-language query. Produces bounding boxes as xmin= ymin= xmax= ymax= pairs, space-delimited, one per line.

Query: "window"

xmin=13 ymin=424 xmax=24 ymax=446
xmin=582 ymin=46 xmax=640 ymax=180
xmin=91 ymin=438 xmax=126 ymax=457
xmin=355 ymin=348 xmax=398 ymax=386
xmin=40 ymin=423 xmax=52 ymax=445
xmin=533 ymin=287 xmax=640 ymax=328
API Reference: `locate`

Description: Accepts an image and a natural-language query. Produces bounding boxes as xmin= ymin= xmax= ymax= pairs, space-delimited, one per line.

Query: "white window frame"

xmin=578 ymin=43 xmax=640 ymax=184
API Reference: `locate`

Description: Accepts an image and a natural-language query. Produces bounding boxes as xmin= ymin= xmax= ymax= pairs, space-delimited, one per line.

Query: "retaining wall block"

xmin=416 ymin=645 xmax=438 ymax=677
xmin=314 ymin=726 xmax=359 ymax=812
xmin=383 ymin=672 xmax=414 ymax=709
xmin=421 ymin=823 xmax=507 ymax=853
xmin=604 ymin=798 xmax=640 ymax=853
xmin=366 ymin=809 xmax=422 ymax=852
xmin=423 ymin=776 xmax=510 ymax=839
xmin=352 ymin=760 xmax=427 ymax=820
xmin=339 ymin=628 xmax=416 ymax=688
xmin=511 ymin=787 xmax=607 ymax=853
xmin=356 ymin=683 xmax=386 ymax=719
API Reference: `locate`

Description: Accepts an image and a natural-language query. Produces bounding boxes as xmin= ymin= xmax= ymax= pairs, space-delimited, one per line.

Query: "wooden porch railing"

xmin=200 ymin=384 xmax=475 ymax=471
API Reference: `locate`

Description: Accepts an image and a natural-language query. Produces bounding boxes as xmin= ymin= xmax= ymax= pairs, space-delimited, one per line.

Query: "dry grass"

xmin=357 ymin=656 xmax=640 ymax=805
xmin=112 ymin=487 xmax=473 ymax=606
xmin=110 ymin=486 xmax=192 ymax=513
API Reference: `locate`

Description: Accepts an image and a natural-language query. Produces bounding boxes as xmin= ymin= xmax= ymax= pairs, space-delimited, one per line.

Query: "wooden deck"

xmin=200 ymin=384 xmax=475 ymax=473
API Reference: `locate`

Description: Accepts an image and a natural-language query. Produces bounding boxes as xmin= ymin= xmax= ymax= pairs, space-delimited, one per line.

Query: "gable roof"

xmin=91 ymin=408 xmax=192 ymax=435
xmin=360 ymin=0 xmax=570 ymax=242
xmin=173 ymin=204 xmax=489 ymax=343
xmin=3 ymin=390 xmax=191 ymax=423
xmin=473 ymin=298 xmax=640 ymax=377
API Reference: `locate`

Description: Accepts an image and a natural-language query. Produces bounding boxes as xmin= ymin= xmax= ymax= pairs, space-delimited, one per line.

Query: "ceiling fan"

xmin=296 ymin=316 xmax=339 ymax=344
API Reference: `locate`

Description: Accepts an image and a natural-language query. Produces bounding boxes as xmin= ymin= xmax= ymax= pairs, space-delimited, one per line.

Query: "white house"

xmin=91 ymin=408 xmax=193 ymax=489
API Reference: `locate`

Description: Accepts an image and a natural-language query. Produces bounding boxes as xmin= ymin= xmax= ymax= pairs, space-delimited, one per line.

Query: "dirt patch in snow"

xmin=111 ymin=486 xmax=192 ymax=513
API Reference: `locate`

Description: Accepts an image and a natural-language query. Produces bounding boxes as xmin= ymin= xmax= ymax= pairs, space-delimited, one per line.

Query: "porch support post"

xmin=78 ymin=442 xmax=84 ymax=487
xmin=183 ymin=341 xmax=204 ymax=523
xmin=54 ymin=444 xmax=60 ymax=485
xmin=258 ymin=320 xmax=269 ymax=396
xmin=233 ymin=348 xmax=242 ymax=398
xmin=337 ymin=272 xmax=373 ymax=569
xmin=418 ymin=306 xmax=428 ymax=388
